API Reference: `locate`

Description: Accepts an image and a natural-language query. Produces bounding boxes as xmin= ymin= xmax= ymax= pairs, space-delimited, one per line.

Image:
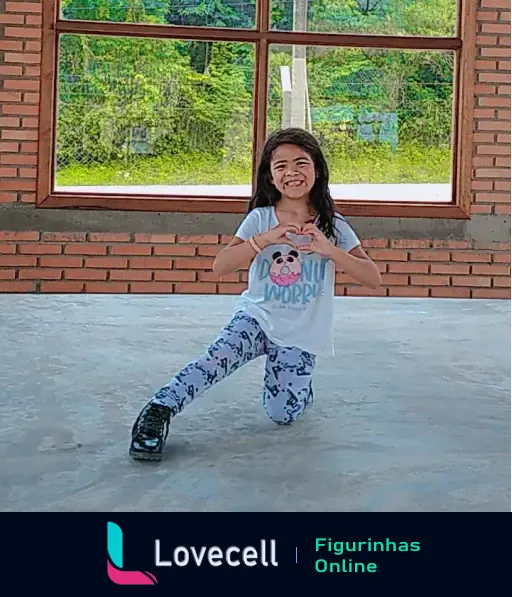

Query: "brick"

xmin=3 ymin=52 xmax=40 ymax=64
xmin=409 ymin=251 xmax=450 ymax=261
xmin=130 ymin=282 xmax=173 ymax=293
xmin=473 ymin=157 xmax=494 ymax=167
xmin=218 ymin=283 xmax=248 ymax=295
xmin=498 ymin=61 xmax=511 ymax=71
xmin=0 ymin=40 xmax=23 ymax=51
xmin=22 ymin=118 xmax=38 ymax=128
xmin=24 ymin=66 xmax=41 ymax=76
xmin=19 ymin=243 xmax=61 ymax=255
xmin=18 ymin=168 xmax=37 ymax=178
xmin=64 ymin=244 xmax=107 ymax=255
xmin=84 ymin=257 xmax=128 ymax=269
xmin=493 ymin=276 xmax=511 ymax=287
xmin=40 ymin=281 xmax=84 ymax=292
xmin=472 ymin=288 xmax=510 ymax=298
xmin=175 ymin=282 xmax=217 ymax=294
xmin=495 ymin=180 xmax=511 ymax=190
xmin=0 ymin=244 xmax=16 ymax=253
xmin=198 ymin=271 xmax=239 ymax=283
xmin=498 ymin=84 xmax=511 ymax=94
xmin=431 ymin=287 xmax=471 ymax=298
xmin=475 ymin=83 xmax=496 ymax=94
xmin=110 ymin=245 xmax=152 ymax=256
xmin=477 ymin=35 xmax=498 ymax=45
xmin=21 ymin=142 xmax=37 ymax=152
xmin=129 ymin=257 xmax=173 ymax=269
xmin=0 ymin=167 xmax=17 ymax=177
xmin=451 ymin=252 xmax=492 ymax=263
xmin=0 ymin=281 xmax=34 ymax=291
xmin=387 ymin=287 xmax=429 ymax=297
xmin=18 ymin=268 xmax=62 ymax=280
xmin=0 ymin=231 xmax=39 ymax=241
xmin=134 ymin=233 xmax=176 ymax=243
xmin=475 ymin=167 xmax=510 ymax=177
xmin=64 ymin=269 xmax=107 ymax=281
xmin=197 ymin=245 xmax=222 ymax=257
xmin=2 ymin=103 xmax=39 ymax=115
xmin=110 ymin=270 xmax=152 ymax=281
xmin=4 ymin=26 xmax=41 ymax=38
xmin=380 ymin=274 xmax=409 ymax=285
xmin=1 ymin=153 xmax=37 ymax=165
xmin=41 ymin=232 xmax=87 ymax=242
xmin=153 ymin=245 xmax=196 ymax=256
xmin=22 ymin=194 xmax=40 ymax=204
xmin=495 ymin=204 xmax=511 ymax=214
xmin=39 ymin=256 xmax=83 ymax=268
xmin=3 ymin=79 xmax=39 ymax=91
xmin=498 ymin=133 xmax=511 ymax=142
xmin=477 ymin=9 xmax=498 ymax=20
xmin=88 ymin=232 xmax=131 ymax=242
xmin=6 ymin=3 xmax=42 ymax=12
xmin=177 ymin=234 xmax=219 ymax=244
xmin=471 ymin=204 xmax=493 ymax=214
xmin=0 ymin=65 xmax=23 ymax=75
xmin=498 ymin=109 xmax=511 ymax=119
xmin=478 ymin=242 xmax=511 ymax=251
xmin=495 ymin=157 xmax=510 ymax=167
xmin=367 ymin=249 xmax=407 ymax=261
xmin=431 ymin=241 xmax=472 ymax=249
xmin=390 ymin=240 xmax=430 ymax=249
xmin=221 ymin=235 xmax=234 ymax=244
xmin=475 ymin=192 xmax=510 ymax=202
xmin=2 ymin=129 xmax=38 ymax=141
xmin=478 ymin=72 xmax=510 ymax=82
xmin=475 ymin=59 xmax=498 ymax=70
xmin=154 ymin=271 xmax=196 ymax=282
xmin=24 ymin=41 xmax=41 ymax=53
xmin=480 ymin=0 xmax=509 ymax=6
xmin=477 ymin=145 xmax=510 ymax=154
xmin=452 ymin=275 xmax=491 ymax=287
xmin=482 ymin=23 xmax=511 ymax=34
xmin=474 ymin=108 xmax=496 ymax=119
xmin=0 ymin=142 xmax=20 ymax=153
xmin=334 ymin=285 xmax=346 ymax=296
xmin=25 ymin=15 xmax=42 ymax=25
xmin=472 ymin=264 xmax=510 ymax=275
xmin=387 ymin=262 xmax=429 ymax=274
xmin=84 ymin=282 xmax=129 ymax=293
xmin=173 ymin=258 xmax=215 ymax=270
xmin=0 ymin=14 xmax=25 ymax=23
xmin=410 ymin=275 xmax=450 ymax=286
xmin=492 ymin=253 xmax=511 ymax=263
xmin=431 ymin=263 xmax=470 ymax=275
xmin=0 ymin=92 xmax=22 ymax=103
xmin=477 ymin=120 xmax=510 ymax=131
xmin=345 ymin=286 xmax=387 ymax=297
xmin=480 ymin=47 xmax=511 ymax=58
xmin=473 ymin=133 xmax=495 ymax=143
xmin=0 ymin=270 xmax=16 ymax=279
xmin=361 ymin=239 xmax=388 ymax=248
xmin=479 ymin=97 xmax=511 ymax=107
xmin=0 ymin=255 xmax=36 ymax=266
xmin=0 ymin=180 xmax=36 ymax=190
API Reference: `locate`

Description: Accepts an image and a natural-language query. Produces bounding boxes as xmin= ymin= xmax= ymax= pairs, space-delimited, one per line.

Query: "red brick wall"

xmin=0 ymin=0 xmax=510 ymax=298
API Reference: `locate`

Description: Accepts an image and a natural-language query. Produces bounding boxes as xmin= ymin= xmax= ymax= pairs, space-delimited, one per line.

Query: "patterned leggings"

xmin=151 ymin=311 xmax=316 ymax=425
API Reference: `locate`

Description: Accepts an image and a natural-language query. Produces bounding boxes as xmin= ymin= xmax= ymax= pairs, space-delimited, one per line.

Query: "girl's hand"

xmin=298 ymin=223 xmax=335 ymax=258
xmin=256 ymin=222 xmax=301 ymax=249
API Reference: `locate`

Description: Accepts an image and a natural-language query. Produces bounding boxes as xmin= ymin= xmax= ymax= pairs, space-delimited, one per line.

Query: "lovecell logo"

xmin=107 ymin=522 xmax=158 ymax=585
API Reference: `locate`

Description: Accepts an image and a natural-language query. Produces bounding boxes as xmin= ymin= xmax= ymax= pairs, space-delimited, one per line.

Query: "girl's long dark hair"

xmin=248 ymin=128 xmax=337 ymax=240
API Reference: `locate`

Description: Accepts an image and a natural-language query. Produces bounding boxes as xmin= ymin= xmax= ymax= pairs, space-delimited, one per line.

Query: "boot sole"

xmin=129 ymin=449 xmax=163 ymax=462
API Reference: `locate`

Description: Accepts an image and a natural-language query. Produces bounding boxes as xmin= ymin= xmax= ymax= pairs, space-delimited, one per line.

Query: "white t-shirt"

xmin=233 ymin=206 xmax=360 ymax=356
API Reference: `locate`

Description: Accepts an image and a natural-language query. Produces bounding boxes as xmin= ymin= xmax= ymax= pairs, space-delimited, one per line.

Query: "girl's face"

xmin=269 ymin=143 xmax=316 ymax=201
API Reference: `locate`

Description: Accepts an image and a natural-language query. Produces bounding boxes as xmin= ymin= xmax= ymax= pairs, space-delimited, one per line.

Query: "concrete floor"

xmin=0 ymin=295 xmax=509 ymax=512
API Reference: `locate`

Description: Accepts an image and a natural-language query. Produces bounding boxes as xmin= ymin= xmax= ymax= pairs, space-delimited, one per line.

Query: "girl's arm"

xmin=328 ymin=244 xmax=382 ymax=289
xmin=212 ymin=237 xmax=259 ymax=277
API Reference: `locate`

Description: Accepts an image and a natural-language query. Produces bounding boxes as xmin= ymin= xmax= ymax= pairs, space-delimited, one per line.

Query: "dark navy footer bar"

xmin=2 ymin=513 xmax=508 ymax=592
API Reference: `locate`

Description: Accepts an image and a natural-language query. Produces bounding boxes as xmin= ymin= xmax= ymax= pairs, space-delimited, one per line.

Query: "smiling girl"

xmin=129 ymin=128 xmax=381 ymax=461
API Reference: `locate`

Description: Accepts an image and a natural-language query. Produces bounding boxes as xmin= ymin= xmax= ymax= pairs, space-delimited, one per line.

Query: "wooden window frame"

xmin=37 ymin=0 xmax=477 ymax=219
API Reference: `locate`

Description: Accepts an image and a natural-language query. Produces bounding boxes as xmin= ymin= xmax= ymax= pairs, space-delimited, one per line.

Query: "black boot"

xmin=129 ymin=402 xmax=172 ymax=461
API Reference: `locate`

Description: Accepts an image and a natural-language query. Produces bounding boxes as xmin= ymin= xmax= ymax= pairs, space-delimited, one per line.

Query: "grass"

xmin=55 ymin=145 xmax=451 ymax=187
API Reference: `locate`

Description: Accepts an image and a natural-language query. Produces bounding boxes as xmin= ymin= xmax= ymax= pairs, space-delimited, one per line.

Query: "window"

xmin=38 ymin=0 xmax=476 ymax=218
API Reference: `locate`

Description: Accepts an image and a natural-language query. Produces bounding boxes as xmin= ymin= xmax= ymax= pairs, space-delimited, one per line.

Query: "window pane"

xmin=55 ymin=35 xmax=255 ymax=196
xmin=60 ymin=0 xmax=257 ymax=29
xmin=268 ymin=45 xmax=455 ymax=202
xmin=271 ymin=0 xmax=458 ymax=37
